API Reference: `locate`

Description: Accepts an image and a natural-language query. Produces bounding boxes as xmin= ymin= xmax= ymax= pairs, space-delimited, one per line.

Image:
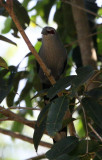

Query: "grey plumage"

xmin=38 ymin=26 xmax=67 ymax=86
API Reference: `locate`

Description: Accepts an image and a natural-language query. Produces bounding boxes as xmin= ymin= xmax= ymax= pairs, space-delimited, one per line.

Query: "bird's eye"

xmin=47 ymin=30 xmax=55 ymax=34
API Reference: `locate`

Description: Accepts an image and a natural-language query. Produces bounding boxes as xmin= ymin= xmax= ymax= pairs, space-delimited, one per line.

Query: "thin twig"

xmin=9 ymin=106 xmax=40 ymax=110
xmin=26 ymin=154 xmax=46 ymax=160
xmin=0 ymin=117 xmax=10 ymax=121
xmin=0 ymin=128 xmax=52 ymax=148
xmin=85 ymin=70 xmax=102 ymax=91
xmin=62 ymin=0 xmax=101 ymax=18
xmin=88 ymin=123 xmax=102 ymax=142
xmin=65 ymin=29 xmax=102 ymax=48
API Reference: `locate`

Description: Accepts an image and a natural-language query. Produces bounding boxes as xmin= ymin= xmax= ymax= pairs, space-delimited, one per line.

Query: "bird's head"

xmin=41 ymin=26 xmax=56 ymax=36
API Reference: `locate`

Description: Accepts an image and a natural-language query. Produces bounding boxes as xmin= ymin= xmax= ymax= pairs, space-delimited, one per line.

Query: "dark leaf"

xmin=33 ymin=104 xmax=50 ymax=151
xmin=46 ymin=96 xmax=69 ymax=136
xmin=56 ymin=154 xmax=69 ymax=160
xmin=6 ymin=71 xmax=29 ymax=106
xmin=56 ymin=154 xmax=79 ymax=160
xmin=31 ymin=89 xmax=48 ymax=100
xmin=48 ymin=66 xmax=94 ymax=99
xmin=0 ymin=66 xmax=17 ymax=103
xmin=85 ymin=87 xmax=102 ymax=100
xmin=82 ymin=97 xmax=102 ymax=130
xmin=96 ymin=150 xmax=102 ymax=160
xmin=15 ymin=81 xmax=33 ymax=105
xmin=70 ymin=140 xmax=99 ymax=156
xmin=13 ymin=0 xmax=30 ymax=28
xmin=47 ymin=76 xmax=76 ymax=99
xmin=0 ymin=6 xmax=8 ymax=17
xmin=46 ymin=136 xmax=78 ymax=160
xmin=6 ymin=89 xmax=15 ymax=106
xmin=0 ymin=35 xmax=17 ymax=46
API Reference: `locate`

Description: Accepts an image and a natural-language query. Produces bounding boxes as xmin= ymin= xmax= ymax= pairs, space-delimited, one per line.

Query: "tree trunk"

xmin=71 ymin=0 xmax=98 ymax=90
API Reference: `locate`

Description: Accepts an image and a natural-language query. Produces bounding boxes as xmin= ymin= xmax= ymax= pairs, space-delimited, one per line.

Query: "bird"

xmin=37 ymin=26 xmax=68 ymax=142
xmin=38 ymin=26 xmax=67 ymax=89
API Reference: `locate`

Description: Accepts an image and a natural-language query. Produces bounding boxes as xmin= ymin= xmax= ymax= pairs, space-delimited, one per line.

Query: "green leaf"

xmin=72 ymin=66 xmax=94 ymax=90
xmin=25 ymin=94 xmax=33 ymax=116
xmin=96 ymin=150 xmax=102 ymax=160
xmin=34 ymin=41 xmax=42 ymax=53
xmin=22 ymin=0 xmax=31 ymax=9
xmin=0 ymin=57 xmax=8 ymax=69
xmin=82 ymin=97 xmax=102 ymax=130
xmin=46 ymin=136 xmax=78 ymax=160
xmin=11 ymin=121 xmax=24 ymax=133
xmin=47 ymin=76 xmax=76 ymax=99
xmin=33 ymin=104 xmax=50 ymax=152
xmin=46 ymin=96 xmax=69 ymax=136
xmin=34 ymin=0 xmax=55 ymax=23
xmin=0 ymin=35 xmax=17 ymax=46
xmin=97 ymin=26 xmax=102 ymax=55
xmin=2 ymin=17 xmax=12 ymax=34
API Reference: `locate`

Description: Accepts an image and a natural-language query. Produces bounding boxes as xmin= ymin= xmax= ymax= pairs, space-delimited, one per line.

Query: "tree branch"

xmin=0 ymin=106 xmax=35 ymax=128
xmin=9 ymin=106 xmax=40 ymax=110
xmin=71 ymin=0 xmax=97 ymax=68
xmin=71 ymin=0 xmax=98 ymax=90
xmin=65 ymin=29 xmax=102 ymax=48
xmin=62 ymin=0 xmax=101 ymax=18
xmin=0 ymin=128 xmax=52 ymax=148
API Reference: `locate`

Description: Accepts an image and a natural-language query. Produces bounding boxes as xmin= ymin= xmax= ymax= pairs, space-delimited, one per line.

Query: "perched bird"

xmin=38 ymin=26 xmax=67 ymax=142
xmin=38 ymin=26 xmax=67 ymax=88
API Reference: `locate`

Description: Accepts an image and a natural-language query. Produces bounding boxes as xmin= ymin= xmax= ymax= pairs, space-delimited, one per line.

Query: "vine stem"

xmin=76 ymin=94 xmax=89 ymax=153
xmin=88 ymin=123 xmax=102 ymax=142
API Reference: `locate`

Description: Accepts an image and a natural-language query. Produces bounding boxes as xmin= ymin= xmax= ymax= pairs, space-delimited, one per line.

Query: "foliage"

xmin=0 ymin=0 xmax=102 ymax=160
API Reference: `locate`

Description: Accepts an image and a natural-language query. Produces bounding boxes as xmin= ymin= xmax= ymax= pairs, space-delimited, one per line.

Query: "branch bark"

xmin=71 ymin=0 xmax=97 ymax=68
xmin=0 ymin=128 xmax=52 ymax=148
xmin=71 ymin=0 xmax=98 ymax=90
xmin=0 ymin=106 xmax=35 ymax=128
xmin=26 ymin=154 xmax=46 ymax=160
